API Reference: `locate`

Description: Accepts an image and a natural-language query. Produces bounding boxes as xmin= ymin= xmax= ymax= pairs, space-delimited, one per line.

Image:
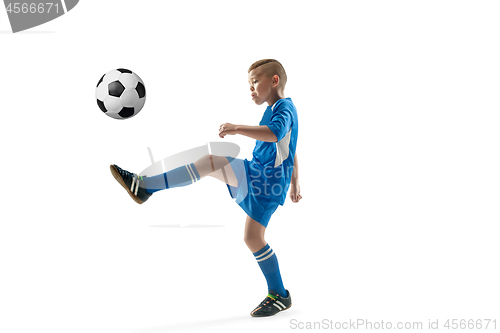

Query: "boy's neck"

xmin=267 ymin=91 xmax=286 ymax=107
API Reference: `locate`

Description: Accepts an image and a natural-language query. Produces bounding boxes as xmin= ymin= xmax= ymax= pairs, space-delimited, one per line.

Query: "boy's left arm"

xmin=290 ymin=152 xmax=302 ymax=203
xmin=219 ymin=122 xmax=302 ymax=203
xmin=219 ymin=123 xmax=277 ymax=142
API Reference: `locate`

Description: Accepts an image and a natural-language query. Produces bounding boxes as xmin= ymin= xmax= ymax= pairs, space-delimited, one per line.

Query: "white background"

xmin=1 ymin=1 xmax=499 ymax=332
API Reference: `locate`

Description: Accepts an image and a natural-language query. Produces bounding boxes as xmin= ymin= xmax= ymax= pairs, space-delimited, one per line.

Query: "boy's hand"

xmin=290 ymin=183 xmax=302 ymax=203
xmin=219 ymin=123 xmax=238 ymax=138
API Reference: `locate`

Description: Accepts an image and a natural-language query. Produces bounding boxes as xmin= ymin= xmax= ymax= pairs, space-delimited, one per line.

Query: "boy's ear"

xmin=272 ymin=74 xmax=280 ymax=87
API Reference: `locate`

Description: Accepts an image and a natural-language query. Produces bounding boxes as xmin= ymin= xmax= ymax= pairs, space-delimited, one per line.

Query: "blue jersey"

xmin=250 ymin=97 xmax=298 ymax=205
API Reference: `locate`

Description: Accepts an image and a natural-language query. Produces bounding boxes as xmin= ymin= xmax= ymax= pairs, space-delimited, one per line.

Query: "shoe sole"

xmin=250 ymin=303 xmax=292 ymax=317
xmin=110 ymin=165 xmax=144 ymax=205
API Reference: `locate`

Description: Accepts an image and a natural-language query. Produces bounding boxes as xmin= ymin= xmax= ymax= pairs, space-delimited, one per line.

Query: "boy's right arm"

xmin=290 ymin=153 xmax=302 ymax=203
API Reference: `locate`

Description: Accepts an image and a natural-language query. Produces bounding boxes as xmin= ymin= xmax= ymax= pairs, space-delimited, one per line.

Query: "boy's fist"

xmin=290 ymin=184 xmax=302 ymax=203
xmin=219 ymin=123 xmax=238 ymax=138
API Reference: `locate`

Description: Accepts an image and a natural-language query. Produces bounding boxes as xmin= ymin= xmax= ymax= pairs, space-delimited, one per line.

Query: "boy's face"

xmin=248 ymin=68 xmax=276 ymax=106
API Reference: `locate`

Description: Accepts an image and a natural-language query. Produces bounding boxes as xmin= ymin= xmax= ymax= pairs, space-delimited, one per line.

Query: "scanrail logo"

xmin=2 ymin=0 xmax=78 ymax=33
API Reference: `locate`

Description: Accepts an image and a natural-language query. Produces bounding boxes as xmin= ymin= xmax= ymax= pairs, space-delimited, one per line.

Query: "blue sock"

xmin=253 ymin=243 xmax=287 ymax=297
xmin=144 ymin=163 xmax=200 ymax=193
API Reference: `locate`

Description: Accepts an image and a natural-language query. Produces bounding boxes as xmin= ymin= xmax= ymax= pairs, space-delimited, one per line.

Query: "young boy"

xmin=110 ymin=59 xmax=301 ymax=317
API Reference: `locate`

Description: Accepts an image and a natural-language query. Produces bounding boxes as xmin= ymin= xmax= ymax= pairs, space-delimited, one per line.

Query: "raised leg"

xmin=142 ymin=154 xmax=239 ymax=192
xmin=193 ymin=154 xmax=239 ymax=187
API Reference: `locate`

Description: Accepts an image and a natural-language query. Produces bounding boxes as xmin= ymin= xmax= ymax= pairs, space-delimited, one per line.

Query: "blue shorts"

xmin=225 ymin=158 xmax=280 ymax=228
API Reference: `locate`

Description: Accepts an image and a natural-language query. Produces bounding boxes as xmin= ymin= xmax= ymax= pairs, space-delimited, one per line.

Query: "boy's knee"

xmin=201 ymin=154 xmax=218 ymax=169
xmin=244 ymin=233 xmax=264 ymax=250
xmin=201 ymin=154 xmax=213 ymax=163
xmin=243 ymin=234 xmax=252 ymax=246
xmin=211 ymin=155 xmax=230 ymax=166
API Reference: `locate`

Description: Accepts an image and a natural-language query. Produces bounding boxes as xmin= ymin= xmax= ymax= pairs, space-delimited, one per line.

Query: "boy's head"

xmin=248 ymin=59 xmax=287 ymax=105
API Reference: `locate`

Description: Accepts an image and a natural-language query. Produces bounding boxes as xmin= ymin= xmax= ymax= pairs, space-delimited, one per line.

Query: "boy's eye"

xmin=253 ymin=80 xmax=258 ymax=84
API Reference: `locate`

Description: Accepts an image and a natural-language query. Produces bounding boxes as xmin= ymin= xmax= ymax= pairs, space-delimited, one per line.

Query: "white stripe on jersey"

xmin=274 ymin=128 xmax=292 ymax=168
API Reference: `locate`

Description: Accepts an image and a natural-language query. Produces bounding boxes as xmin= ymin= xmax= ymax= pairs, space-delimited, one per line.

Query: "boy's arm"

xmin=290 ymin=152 xmax=302 ymax=203
xmin=291 ymin=152 xmax=299 ymax=185
xmin=219 ymin=123 xmax=277 ymax=142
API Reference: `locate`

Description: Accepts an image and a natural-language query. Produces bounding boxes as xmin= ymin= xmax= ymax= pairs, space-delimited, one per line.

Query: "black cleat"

xmin=110 ymin=164 xmax=152 ymax=204
xmin=250 ymin=290 xmax=292 ymax=317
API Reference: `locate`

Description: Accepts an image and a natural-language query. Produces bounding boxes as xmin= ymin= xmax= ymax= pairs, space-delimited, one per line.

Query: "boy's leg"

xmin=142 ymin=154 xmax=238 ymax=192
xmin=111 ymin=143 xmax=239 ymax=203
xmin=243 ymin=215 xmax=267 ymax=253
xmin=245 ymin=215 xmax=291 ymax=317
xmin=244 ymin=216 xmax=287 ymax=297
xmin=194 ymin=155 xmax=239 ymax=187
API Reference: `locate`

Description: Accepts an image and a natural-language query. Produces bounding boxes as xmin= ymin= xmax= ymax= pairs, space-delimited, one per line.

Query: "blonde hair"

xmin=248 ymin=59 xmax=287 ymax=90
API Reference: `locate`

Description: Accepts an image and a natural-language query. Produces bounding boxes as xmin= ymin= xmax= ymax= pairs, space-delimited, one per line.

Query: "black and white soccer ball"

xmin=96 ymin=68 xmax=146 ymax=119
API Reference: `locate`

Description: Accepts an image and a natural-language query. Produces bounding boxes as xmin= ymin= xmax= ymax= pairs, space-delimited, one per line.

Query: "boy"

xmin=110 ymin=59 xmax=301 ymax=317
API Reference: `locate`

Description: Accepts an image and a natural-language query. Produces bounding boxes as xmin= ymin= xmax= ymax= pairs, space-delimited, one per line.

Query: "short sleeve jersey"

xmin=250 ymin=97 xmax=298 ymax=205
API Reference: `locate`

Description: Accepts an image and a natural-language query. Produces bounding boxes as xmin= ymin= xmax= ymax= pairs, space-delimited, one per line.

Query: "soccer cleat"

xmin=250 ymin=290 xmax=292 ymax=317
xmin=110 ymin=164 xmax=152 ymax=204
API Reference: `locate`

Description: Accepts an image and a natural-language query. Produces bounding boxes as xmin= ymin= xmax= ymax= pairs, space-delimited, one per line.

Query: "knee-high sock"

xmin=253 ymin=243 xmax=287 ymax=297
xmin=143 ymin=163 xmax=200 ymax=193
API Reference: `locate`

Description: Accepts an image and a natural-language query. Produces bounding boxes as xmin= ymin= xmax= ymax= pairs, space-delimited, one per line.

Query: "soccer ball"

xmin=96 ymin=68 xmax=146 ymax=119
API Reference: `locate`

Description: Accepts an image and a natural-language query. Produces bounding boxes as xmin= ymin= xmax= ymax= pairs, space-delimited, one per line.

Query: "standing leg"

xmin=244 ymin=216 xmax=287 ymax=297
xmin=244 ymin=215 xmax=267 ymax=253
